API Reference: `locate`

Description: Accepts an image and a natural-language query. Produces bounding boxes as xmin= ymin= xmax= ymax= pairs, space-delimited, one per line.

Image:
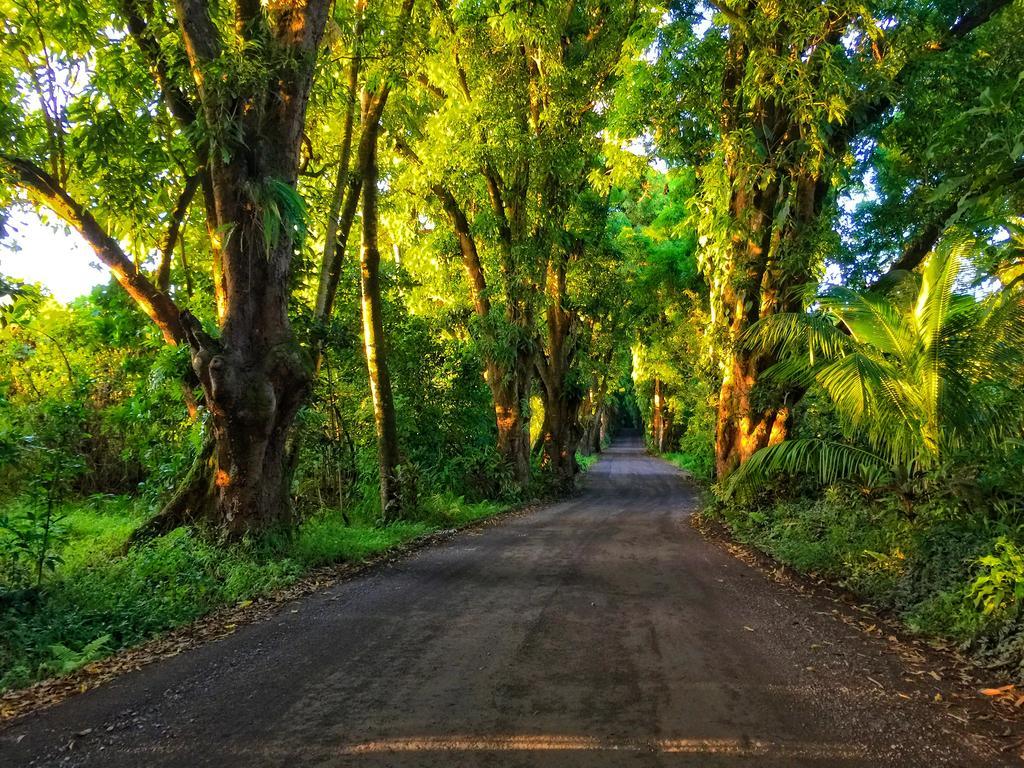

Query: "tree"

xmin=398 ymin=0 xmax=653 ymax=488
xmin=352 ymin=0 xmax=415 ymax=521
xmin=1 ymin=0 xmax=336 ymax=536
xmin=635 ymin=0 xmax=1017 ymax=478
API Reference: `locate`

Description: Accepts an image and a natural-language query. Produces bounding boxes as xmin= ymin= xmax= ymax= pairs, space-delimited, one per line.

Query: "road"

xmin=1 ymin=435 xmax=1015 ymax=767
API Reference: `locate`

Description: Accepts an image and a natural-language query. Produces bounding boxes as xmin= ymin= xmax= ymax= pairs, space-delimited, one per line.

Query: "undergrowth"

xmin=661 ymin=450 xmax=713 ymax=482
xmin=708 ymin=485 xmax=1024 ymax=677
xmin=576 ymin=452 xmax=598 ymax=472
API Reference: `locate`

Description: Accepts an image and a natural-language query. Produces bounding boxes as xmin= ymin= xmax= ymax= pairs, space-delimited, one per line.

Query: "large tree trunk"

xmin=163 ymin=0 xmax=330 ymax=536
xmin=357 ymin=101 xmax=403 ymax=522
xmin=487 ymin=357 xmax=533 ymax=490
xmin=182 ymin=201 xmax=313 ymax=535
xmin=538 ymin=385 xmax=582 ymax=486
xmin=711 ymin=168 xmax=819 ymax=478
xmin=715 ymin=351 xmax=791 ymax=478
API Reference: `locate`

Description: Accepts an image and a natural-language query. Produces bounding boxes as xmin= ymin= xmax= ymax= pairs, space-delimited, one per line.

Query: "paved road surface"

xmin=1 ymin=436 xmax=1013 ymax=767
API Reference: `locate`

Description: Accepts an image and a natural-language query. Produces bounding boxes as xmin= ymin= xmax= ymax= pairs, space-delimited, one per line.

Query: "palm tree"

xmin=728 ymin=241 xmax=1024 ymax=498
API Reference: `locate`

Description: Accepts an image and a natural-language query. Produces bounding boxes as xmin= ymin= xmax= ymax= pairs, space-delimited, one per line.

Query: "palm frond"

xmin=743 ymin=311 xmax=850 ymax=362
xmin=727 ymin=439 xmax=893 ymax=498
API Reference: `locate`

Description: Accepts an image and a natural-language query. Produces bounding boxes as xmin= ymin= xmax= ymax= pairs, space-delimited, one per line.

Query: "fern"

xmin=242 ymin=177 xmax=309 ymax=256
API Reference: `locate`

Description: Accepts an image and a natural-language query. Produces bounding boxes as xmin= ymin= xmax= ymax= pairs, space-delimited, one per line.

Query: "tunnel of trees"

xmin=1 ymin=0 xmax=1023 ymax=693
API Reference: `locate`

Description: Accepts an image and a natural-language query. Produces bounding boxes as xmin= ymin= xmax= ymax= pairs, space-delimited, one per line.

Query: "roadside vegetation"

xmin=626 ymin=3 xmax=1024 ymax=677
xmin=0 ymin=493 xmax=504 ymax=691
xmin=1 ymin=0 xmax=1022 ymax=696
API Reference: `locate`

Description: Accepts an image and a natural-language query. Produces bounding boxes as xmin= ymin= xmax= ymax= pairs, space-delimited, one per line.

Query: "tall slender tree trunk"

xmin=578 ymin=343 xmax=613 ymax=456
xmin=578 ymin=383 xmax=601 ymax=456
xmin=650 ymin=378 xmax=664 ymax=450
xmin=313 ymin=0 xmax=367 ymax=347
xmin=583 ymin=405 xmax=603 ymax=454
xmin=427 ymin=181 xmax=534 ymax=490
xmin=651 ymin=378 xmax=675 ymax=453
xmin=537 ymin=259 xmax=581 ymax=488
xmin=358 ymin=99 xmax=402 ymax=522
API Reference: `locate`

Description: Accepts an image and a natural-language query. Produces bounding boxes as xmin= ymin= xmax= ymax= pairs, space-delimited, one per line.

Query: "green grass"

xmin=661 ymin=451 xmax=712 ymax=482
xmin=576 ymin=452 xmax=599 ymax=472
xmin=0 ymin=492 xmax=509 ymax=693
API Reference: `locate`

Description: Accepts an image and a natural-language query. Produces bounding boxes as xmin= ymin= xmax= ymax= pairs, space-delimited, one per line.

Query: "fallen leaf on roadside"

xmin=980 ymin=685 xmax=1016 ymax=696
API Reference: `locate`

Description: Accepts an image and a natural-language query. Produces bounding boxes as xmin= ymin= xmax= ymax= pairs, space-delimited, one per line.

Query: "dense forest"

xmin=0 ymin=0 xmax=1022 ymax=696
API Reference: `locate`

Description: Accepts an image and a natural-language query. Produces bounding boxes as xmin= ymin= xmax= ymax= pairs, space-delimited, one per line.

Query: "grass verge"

xmin=0 ymin=492 xmax=510 ymax=697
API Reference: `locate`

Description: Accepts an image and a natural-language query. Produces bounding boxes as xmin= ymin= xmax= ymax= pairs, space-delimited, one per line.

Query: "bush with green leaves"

xmin=972 ymin=538 xmax=1024 ymax=617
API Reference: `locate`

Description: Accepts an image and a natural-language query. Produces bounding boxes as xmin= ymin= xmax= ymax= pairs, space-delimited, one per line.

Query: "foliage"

xmin=972 ymin=539 xmax=1024 ymax=617
xmin=661 ymin=450 xmax=713 ymax=483
xmin=708 ymin=487 xmax=1007 ymax=650
xmin=730 ymin=243 xmax=1024 ymax=496
xmin=575 ymin=452 xmax=598 ymax=473
xmin=0 ymin=500 xmax=68 ymax=588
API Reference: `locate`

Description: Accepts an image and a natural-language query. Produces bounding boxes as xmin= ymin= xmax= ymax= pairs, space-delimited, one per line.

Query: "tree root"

xmin=126 ymin=435 xmax=217 ymax=549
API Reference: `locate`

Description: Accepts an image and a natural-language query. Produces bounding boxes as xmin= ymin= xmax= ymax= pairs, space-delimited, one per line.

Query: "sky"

xmin=2 ymin=209 xmax=106 ymax=303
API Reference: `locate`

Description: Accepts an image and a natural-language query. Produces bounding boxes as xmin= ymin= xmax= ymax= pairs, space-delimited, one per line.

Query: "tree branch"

xmin=844 ymin=0 xmax=1014 ymax=140
xmin=705 ymin=1 xmax=750 ymax=35
xmin=434 ymin=184 xmax=491 ymax=320
xmin=121 ymin=0 xmax=198 ymax=128
xmin=483 ymin=163 xmax=512 ymax=248
xmin=2 ymin=155 xmax=185 ymax=344
xmin=947 ymin=0 xmax=1013 ymax=42
xmin=434 ymin=0 xmax=472 ymax=100
xmin=873 ymin=160 xmax=1024 ymax=284
xmin=157 ymin=172 xmax=201 ymax=291
xmin=173 ymin=0 xmax=222 ymax=106
xmin=416 ymin=73 xmax=448 ymax=100
xmin=394 ymin=135 xmax=492 ymax=321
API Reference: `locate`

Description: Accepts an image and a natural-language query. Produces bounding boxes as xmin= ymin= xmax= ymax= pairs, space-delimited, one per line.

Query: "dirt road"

xmin=1 ymin=436 xmax=1015 ymax=766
